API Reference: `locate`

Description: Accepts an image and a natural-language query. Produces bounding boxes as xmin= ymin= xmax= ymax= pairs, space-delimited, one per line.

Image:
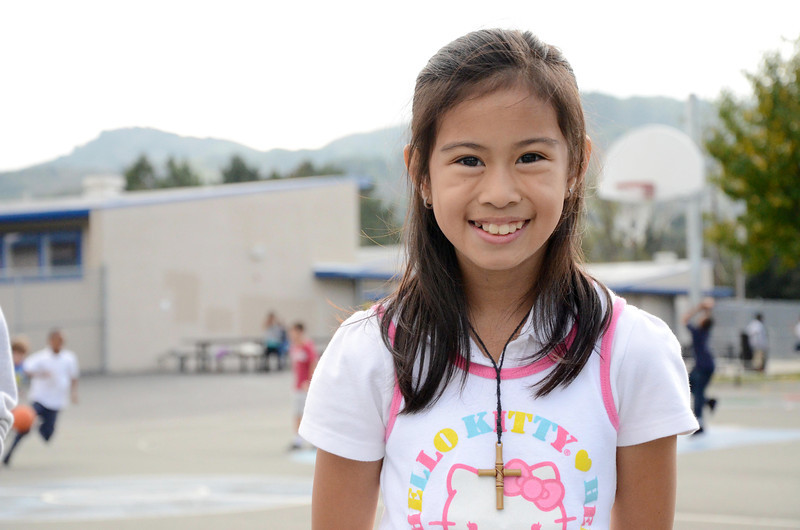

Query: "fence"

xmin=708 ymin=298 xmax=800 ymax=361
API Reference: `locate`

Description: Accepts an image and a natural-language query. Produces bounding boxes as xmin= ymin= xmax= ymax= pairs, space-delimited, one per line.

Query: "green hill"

xmin=0 ymin=92 xmax=715 ymax=202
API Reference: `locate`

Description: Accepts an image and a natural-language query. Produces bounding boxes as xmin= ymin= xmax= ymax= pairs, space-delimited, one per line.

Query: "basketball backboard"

xmin=598 ymin=125 xmax=704 ymax=203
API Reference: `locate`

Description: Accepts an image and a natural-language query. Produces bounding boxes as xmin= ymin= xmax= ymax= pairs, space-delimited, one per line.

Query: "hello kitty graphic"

xmin=431 ymin=459 xmax=573 ymax=529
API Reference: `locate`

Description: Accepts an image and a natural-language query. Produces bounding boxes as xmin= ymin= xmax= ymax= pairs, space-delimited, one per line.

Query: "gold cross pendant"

xmin=477 ymin=442 xmax=521 ymax=510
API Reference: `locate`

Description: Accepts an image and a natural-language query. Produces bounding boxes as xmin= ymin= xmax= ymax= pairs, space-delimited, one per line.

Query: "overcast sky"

xmin=1 ymin=0 xmax=797 ymax=172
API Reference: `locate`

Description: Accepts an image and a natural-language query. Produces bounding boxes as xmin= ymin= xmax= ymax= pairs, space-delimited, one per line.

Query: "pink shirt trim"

xmin=599 ymin=298 xmax=626 ymax=431
xmin=454 ymin=321 xmax=576 ymax=380
xmin=382 ymin=311 xmax=580 ymax=441
xmin=454 ymin=353 xmax=556 ymax=379
xmin=384 ymin=317 xmax=402 ymax=442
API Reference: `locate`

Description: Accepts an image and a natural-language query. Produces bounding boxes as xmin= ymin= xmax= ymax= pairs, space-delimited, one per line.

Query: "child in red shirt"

xmin=288 ymin=322 xmax=318 ymax=450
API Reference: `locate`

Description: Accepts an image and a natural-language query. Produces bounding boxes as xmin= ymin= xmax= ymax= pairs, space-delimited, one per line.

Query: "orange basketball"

xmin=11 ymin=405 xmax=36 ymax=434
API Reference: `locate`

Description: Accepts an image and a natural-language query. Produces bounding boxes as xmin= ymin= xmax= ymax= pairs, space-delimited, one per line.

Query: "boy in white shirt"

xmin=2 ymin=329 xmax=79 ymax=466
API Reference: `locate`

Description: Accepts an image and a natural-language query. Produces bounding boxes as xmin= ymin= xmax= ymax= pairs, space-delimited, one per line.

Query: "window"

xmin=10 ymin=234 xmax=40 ymax=270
xmin=0 ymin=230 xmax=82 ymax=279
xmin=49 ymin=232 xmax=81 ymax=268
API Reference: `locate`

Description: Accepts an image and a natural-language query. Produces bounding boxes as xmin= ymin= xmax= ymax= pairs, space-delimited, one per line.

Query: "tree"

xmin=124 ymin=154 xmax=157 ymax=191
xmin=360 ymin=190 xmax=400 ymax=246
xmin=222 ymin=154 xmax=260 ymax=183
xmin=288 ymin=160 xmax=344 ymax=178
xmin=162 ymin=157 xmax=201 ymax=188
xmin=745 ymin=261 xmax=800 ymax=299
xmin=705 ymin=39 xmax=800 ymax=276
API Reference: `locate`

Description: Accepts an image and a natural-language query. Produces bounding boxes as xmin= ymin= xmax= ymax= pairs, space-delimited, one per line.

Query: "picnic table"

xmin=161 ymin=337 xmax=264 ymax=373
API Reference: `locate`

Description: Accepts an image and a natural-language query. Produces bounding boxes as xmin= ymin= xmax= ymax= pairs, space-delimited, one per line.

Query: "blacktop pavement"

xmin=1 ymin=357 xmax=799 ymax=529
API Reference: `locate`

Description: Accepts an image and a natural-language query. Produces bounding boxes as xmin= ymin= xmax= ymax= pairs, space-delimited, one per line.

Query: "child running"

xmin=299 ymin=28 xmax=698 ymax=529
xmin=3 ymin=329 xmax=79 ymax=466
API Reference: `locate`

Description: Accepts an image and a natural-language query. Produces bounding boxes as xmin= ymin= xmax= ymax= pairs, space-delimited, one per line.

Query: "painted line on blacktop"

xmin=676 ymin=512 xmax=800 ymax=528
xmin=0 ymin=475 xmax=313 ymax=522
xmin=677 ymin=424 xmax=800 ymax=454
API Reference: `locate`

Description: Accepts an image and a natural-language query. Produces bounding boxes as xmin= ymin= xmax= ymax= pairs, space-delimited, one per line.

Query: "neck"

xmin=463 ymin=270 xmax=535 ymax=362
xmin=464 ymin=264 xmax=535 ymax=314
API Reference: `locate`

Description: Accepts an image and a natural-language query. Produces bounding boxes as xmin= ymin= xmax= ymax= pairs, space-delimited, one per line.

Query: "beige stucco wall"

xmin=0 ymin=265 xmax=105 ymax=373
xmin=88 ymin=178 xmax=359 ymax=372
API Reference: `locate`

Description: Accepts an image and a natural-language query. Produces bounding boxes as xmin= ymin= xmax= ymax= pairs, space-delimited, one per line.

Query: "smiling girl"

xmin=299 ymin=28 xmax=698 ymax=530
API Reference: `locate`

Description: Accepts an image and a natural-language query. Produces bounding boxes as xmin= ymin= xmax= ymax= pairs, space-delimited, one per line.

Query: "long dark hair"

xmin=380 ymin=29 xmax=611 ymax=413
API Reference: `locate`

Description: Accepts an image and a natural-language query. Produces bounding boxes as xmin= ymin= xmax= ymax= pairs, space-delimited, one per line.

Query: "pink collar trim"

xmin=455 ymin=322 xmax=576 ymax=380
xmin=455 ymin=354 xmax=556 ymax=379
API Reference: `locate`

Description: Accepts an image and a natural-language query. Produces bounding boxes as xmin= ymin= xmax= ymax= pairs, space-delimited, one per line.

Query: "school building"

xmin=0 ymin=173 xmax=740 ymax=374
xmin=0 ymin=175 xmax=387 ymax=373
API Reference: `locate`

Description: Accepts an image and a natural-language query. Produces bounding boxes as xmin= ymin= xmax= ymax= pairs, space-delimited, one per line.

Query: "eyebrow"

xmin=439 ymin=137 xmax=561 ymax=152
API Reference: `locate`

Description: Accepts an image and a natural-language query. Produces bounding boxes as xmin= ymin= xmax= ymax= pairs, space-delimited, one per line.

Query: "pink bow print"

xmin=504 ymin=459 xmax=565 ymax=511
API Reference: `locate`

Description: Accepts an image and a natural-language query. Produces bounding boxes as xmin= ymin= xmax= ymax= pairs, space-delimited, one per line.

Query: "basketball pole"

xmin=685 ymin=94 xmax=703 ymax=307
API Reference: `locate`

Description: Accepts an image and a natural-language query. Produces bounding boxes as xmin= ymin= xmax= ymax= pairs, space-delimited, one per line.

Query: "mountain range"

xmin=0 ymin=92 xmax=715 ymax=203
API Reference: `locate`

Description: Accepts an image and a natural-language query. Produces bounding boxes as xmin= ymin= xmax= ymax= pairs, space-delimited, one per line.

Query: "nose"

xmin=477 ymin=165 xmax=521 ymax=208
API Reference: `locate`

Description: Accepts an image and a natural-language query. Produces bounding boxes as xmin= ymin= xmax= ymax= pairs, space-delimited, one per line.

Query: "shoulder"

xmin=333 ymin=307 xmax=386 ymax=348
xmin=300 ymin=307 xmax=396 ymax=461
xmin=318 ymin=307 xmax=392 ymax=375
xmin=608 ymin=299 xmax=689 ymax=396
xmin=614 ymin=302 xmax=680 ymax=356
xmin=21 ymin=350 xmax=43 ymax=371
xmin=302 ymin=339 xmax=318 ymax=355
xmin=25 ymin=349 xmax=48 ymax=362
xmin=609 ymin=300 xmax=697 ymax=444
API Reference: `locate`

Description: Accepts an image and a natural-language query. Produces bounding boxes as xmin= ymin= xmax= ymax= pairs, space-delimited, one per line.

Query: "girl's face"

xmin=423 ymin=85 xmax=573 ymax=281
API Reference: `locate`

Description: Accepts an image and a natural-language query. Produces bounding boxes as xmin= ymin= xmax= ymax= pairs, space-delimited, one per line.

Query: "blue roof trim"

xmin=0 ymin=209 xmax=90 ymax=224
xmin=314 ymin=270 xmax=397 ymax=282
xmin=611 ymin=285 xmax=735 ymax=298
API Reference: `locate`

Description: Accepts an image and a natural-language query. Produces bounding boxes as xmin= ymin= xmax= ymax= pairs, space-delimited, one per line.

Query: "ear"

xmin=566 ymin=136 xmax=592 ymax=199
xmin=584 ymin=135 xmax=593 ymax=171
xmin=403 ymin=144 xmax=412 ymax=171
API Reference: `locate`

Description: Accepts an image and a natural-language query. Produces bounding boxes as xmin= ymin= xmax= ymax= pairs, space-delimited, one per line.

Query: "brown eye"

xmin=518 ymin=153 xmax=543 ymax=164
xmin=457 ymin=156 xmax=482 ymax=167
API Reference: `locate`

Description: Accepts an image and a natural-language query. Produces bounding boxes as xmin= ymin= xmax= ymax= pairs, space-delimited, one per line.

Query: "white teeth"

xmin=475 ymin=221 xmax=525 ymax=235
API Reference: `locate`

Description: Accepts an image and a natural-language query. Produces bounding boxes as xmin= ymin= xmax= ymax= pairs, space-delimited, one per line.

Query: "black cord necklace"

xmin=468 ymin=311 xmax=529 ymax=510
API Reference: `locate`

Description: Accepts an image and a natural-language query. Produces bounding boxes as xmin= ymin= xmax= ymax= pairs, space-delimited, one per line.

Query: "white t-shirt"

xmin=300 ymin=295 xmax=697 ymax=530
xmin=746 ymin=319 xmax=768 ymax=351
xmin=24 ymin=348 xmax=79 ymax=410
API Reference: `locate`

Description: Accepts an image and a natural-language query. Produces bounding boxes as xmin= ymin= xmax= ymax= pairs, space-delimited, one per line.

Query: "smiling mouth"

xmin=470 ymin=220 xmax=527 ymax=235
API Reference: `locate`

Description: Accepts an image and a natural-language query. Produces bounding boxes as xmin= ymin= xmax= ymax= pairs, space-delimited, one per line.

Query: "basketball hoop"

xmin=598 ymin=124 xmax=705 ymax=249
xmin=615 ymin=181 xmax=655 ymax=202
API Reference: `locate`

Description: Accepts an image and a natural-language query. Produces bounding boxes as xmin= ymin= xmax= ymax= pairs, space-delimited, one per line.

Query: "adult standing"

xmin=793 ymin=315 xmax=800 ymax=353
xmin=682 ymin=298 xmax=717 ymax=435
xmin=746 ymin=313 xmax=769 ymax=372
xmin=262 ymin=312 xmax=286 ymax=372
xmin=2 ymin=329 xmax=79 ymax=466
